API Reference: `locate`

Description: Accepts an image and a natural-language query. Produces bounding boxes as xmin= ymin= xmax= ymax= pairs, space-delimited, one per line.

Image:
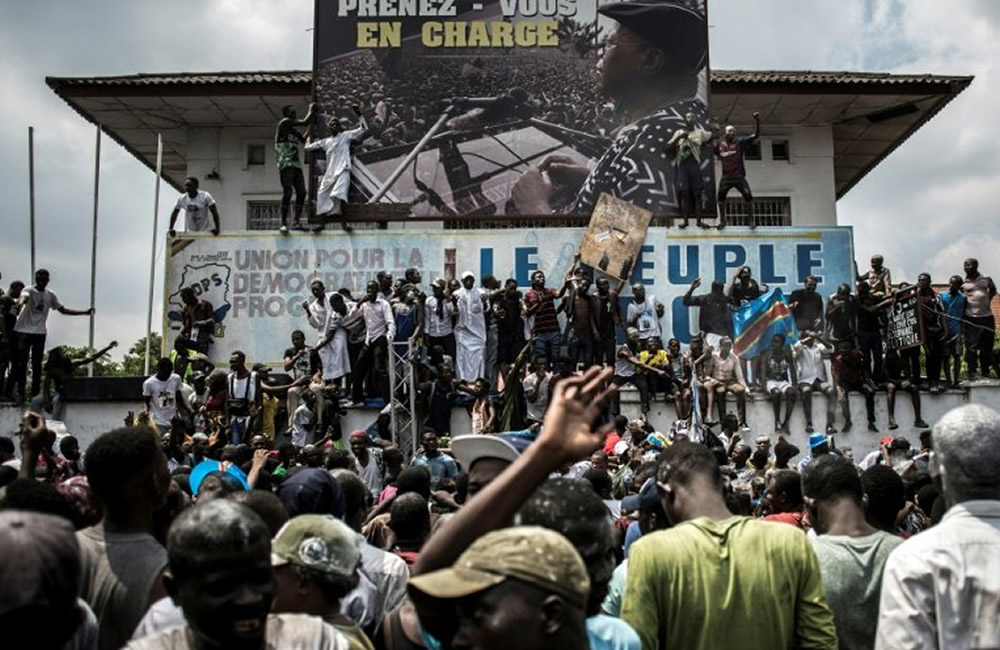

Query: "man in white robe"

xmin=455 ymin=271 xmax=487 ymax=382
xmin=306 ymin=109 xmax=369 ymax=218
xmin=303 ymin=279 xmax=337 ymax=428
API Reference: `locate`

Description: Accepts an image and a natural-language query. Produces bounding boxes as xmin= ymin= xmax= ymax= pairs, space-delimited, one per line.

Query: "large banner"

xmin=313 ymin=0 xmax=714 ymax=219
xmin=164 ymin=227 xmax=854 ymax=365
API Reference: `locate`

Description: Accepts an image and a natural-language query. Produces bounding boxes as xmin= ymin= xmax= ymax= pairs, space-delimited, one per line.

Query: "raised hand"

xmin=19 ymin=411 xmax=53 ymax=454
xmin=537 ymin=366 xmax=618 ymax=465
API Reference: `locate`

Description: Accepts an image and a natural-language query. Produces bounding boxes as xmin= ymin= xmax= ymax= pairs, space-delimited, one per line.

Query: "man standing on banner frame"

xmin=512 ymin=1 xmax=711 ymax=219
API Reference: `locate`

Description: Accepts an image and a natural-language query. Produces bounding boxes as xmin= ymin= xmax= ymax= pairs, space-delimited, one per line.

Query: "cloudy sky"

xmin=0 ymin=0 xmax=994 ymax=359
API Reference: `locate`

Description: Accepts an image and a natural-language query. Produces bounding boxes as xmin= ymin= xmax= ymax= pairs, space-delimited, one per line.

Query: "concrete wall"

xmin=714 ymin=125 xmax=838 ymax=226
xmin=183 ymin=125 xmax=282 ymax=232
xmin=2 ymin=382 xmax=994 ymax=468
xmin=180 ymin=123 xmax=839 ymax=232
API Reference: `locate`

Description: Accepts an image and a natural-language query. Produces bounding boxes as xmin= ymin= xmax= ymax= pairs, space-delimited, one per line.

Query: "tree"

xmin=122 ymin=333 xmax=164 ymax=376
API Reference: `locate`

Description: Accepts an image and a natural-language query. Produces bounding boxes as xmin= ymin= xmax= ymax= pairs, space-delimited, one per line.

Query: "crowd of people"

xmin=314 ymin=50 xmax=610 ymax=155
xmin=1 ymin=252 xmax=998 ymax=443
xmin=2 ymin=362 xmax=999 ymax=649
xmin=1 ymin=251 xmax=1000 ymax=649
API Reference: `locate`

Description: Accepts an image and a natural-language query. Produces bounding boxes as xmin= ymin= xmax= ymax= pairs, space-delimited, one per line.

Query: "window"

xmin=443 ymin=216 xmax=589 ymax=230
xmin=246 ymin=200 xmax=282 ymax=230
xmin=721 ymin=196 xmax=792 ymax=227
xmin=743 ymin=139 xmax=762 ymax=161
xmin=771 ymin=140 xmax=790 ymax=161
xmin=247 ymin=143 xmax=266 ymax=166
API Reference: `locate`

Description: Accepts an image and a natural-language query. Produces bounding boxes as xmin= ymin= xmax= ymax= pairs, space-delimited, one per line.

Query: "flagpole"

xmin=88 ymin=124 xmax=101 ymax=377
xmin=28 ymin=126 xmax=36 ymax=277
xmin=145 ymin=135 xmax=163 ymax=376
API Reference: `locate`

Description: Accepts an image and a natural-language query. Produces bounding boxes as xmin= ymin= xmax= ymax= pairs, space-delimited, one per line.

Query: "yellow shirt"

xmin=638 ymin=349 xmax=669 ymax=374
xmin=260 ymin=393 xmax=279 ymax=439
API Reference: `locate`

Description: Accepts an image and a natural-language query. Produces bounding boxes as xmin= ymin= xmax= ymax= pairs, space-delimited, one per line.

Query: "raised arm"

xmin=71 ymin=340 xmax=118 ymax=367
xmin=57 ymin=305 xmax=94 ymax=317
xmin=348 ymin=105 xmax=370 ymax=141
xmin=412 ymin=367 xmax=617 ymax=577
xmin=295 ymin=102 xmax=317 ymax=128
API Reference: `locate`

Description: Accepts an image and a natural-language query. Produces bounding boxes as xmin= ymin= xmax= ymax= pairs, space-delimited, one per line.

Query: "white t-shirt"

xmin=142 ymin=373 xmax=183 ymax=428
xmin=291 ymin=404 xmax=316 ymax=447
xmin=793 ymin=341 xmax=829 ymax=385
xmin=13 ymin=287 xmax=63 ymax=335
xmin=357 ymin=448 xmax=385 ymax=498
xmin=523 ymin=372 xmax=552 ymax=423
xmin=174 ymin=190 xmax=216 ymax=232
xmin=626 ymin=296 xmax=663 ymax=339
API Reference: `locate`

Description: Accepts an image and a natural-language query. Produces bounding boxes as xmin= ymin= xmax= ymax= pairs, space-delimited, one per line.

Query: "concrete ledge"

xmin=2 ymin=382 xmax=996 ymax=466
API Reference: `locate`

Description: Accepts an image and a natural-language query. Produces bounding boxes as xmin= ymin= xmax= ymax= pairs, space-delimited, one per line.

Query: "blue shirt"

xmin=394 ymin=304 xmax=418 ymax=342
xmin=939 ymin=291 xmax=966 ymax=337
xmin=410 ymin=453 xmax=459 ymax=488
xmin=587 ymin=613 xmax=641 ymax=650
xmin=623 ymin=520 xmax=642 ymax=558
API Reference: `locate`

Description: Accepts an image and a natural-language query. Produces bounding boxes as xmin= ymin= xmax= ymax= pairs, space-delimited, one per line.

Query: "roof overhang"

xmin=47 ymin=69 xmax=971 ymax=196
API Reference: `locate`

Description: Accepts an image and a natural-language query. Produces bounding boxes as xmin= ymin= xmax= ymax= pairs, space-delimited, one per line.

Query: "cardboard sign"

xmin=884 ymin=286 xmax=924 ymax=351
xmin=579 ymin=193 xmax=654 ymax=281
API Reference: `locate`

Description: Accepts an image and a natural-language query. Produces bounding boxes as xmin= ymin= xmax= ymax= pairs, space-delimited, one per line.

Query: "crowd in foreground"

xmin=1 ymin=251 xmax=999 ymax=648
xmin=2 ymin=365 xmax=999 ymax=649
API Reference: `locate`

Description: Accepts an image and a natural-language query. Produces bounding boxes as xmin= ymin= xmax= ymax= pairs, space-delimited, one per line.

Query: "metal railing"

xmin=246 ymin=200 xmax=283 ymax=230
xmin=721 ymin=196 xmax=792 ymax=227
xmin=247 ymin=196 xmax=792 ymax=229
xmin=388 ymin=339 xmax=420 ymax=459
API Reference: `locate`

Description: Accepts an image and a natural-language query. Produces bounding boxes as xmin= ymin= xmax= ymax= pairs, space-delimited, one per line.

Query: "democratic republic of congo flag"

xmin=732 ymin=287 xmax=800 ymax=359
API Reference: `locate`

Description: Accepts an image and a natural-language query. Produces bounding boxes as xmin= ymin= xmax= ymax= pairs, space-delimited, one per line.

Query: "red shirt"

xmin=181 ymin=299 xmax=215 ymax=342
xmin=393 ymin=550 xmax=420 ymax=568
xmin=525 ymin=288 xmax=560 ymax=334
xmin=715 ymin=136 xmax=753 ymax=179
xmin=604 ymin=432 xmax=622 ymax=456
xmin=763 ymin=511 xmax=806 ymax=529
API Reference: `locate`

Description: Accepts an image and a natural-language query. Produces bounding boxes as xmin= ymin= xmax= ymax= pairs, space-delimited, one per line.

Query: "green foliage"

xmin=122 ymin=333 xmax=164 ymax=376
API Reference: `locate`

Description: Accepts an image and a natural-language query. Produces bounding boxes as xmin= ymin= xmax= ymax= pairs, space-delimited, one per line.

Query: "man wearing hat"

xmin=409 ymin=527 xmax=592 ymax=650
xmin=272 ymin=515 xmax=374 ymax=650
xmin=511 ymin=1 xmax=710 ymax=218
xmin=0 ymin=510 xmax=99 ymax=648
xmin=410 ymin=367 xmax=619 ymax=646
xmin=798 ymin=432 xmax=832 ymax=472
xmin=451 ymin=433 xmax=524 ymax=500
xmin=454 ymin=272 xmax=487 ymax=382
xmin=126 ymin=500 xmax=350 ymax=649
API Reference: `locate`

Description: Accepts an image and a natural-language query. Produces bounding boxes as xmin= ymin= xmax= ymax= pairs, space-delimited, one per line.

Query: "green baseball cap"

xmin=271 ymin=515 xmax=361 ymax=578
xmin=408 ymin=526 xmax=590 ymax=608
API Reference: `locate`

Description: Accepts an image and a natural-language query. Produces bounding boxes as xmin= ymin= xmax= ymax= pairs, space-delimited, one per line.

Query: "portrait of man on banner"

xmin=312 ymin=0 xmax=713 ymax=220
